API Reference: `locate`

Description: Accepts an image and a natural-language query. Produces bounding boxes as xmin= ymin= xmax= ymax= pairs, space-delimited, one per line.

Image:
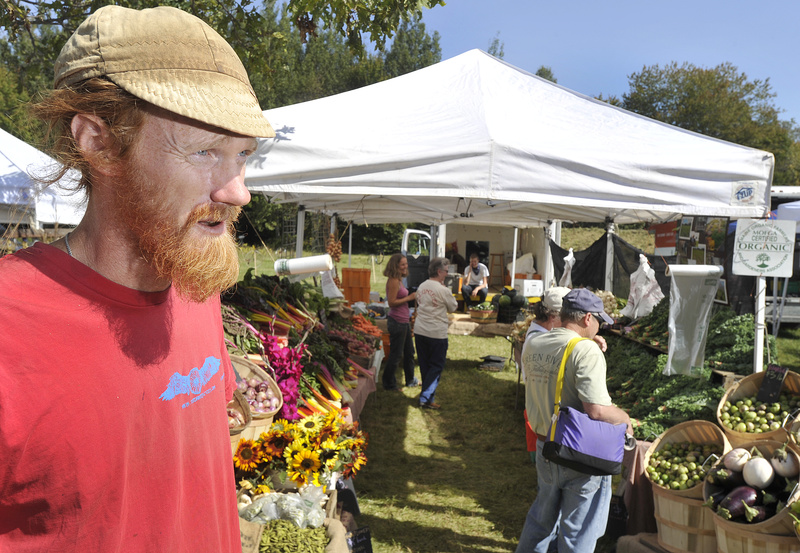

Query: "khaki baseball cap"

xmin=54 ymin=5 xmax=275 ymax=138
xmin=542 ymin=286 xmax=571 ymax=311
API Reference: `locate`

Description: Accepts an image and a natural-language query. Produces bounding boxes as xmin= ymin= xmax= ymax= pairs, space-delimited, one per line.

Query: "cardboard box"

xmin=514 ymin=279 xmax=543 ymax=297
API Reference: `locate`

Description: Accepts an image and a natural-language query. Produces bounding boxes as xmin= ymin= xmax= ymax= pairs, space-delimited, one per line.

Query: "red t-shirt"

xmin=0 ymin=243 xmax=240 ymax=552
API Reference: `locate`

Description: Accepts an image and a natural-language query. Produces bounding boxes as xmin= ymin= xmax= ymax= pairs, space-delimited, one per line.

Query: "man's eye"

xmin=196 ymin=150 xmax=209 ymax=156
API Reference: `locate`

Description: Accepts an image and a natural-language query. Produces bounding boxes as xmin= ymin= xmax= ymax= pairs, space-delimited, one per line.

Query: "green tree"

xmin=487 ymin=33 xmax=504 ymax=59
xmin=622 ymin=61 xmax=800 ymax=186
xmin=383 ymin=15 xmax=441 ymax=78
xmin=535 ymin=66 xmax=557 ymax=84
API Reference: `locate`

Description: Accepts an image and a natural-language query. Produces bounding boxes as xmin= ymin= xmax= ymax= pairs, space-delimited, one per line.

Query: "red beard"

xmin=115 ymin=164 xmax=242 ymax=303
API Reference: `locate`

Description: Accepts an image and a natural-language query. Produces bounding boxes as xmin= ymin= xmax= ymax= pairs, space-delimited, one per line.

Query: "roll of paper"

xmin=274 ymin=254 xmax=334 ymax=276
xmin=665 ymin=264 xmax=723 ymax=278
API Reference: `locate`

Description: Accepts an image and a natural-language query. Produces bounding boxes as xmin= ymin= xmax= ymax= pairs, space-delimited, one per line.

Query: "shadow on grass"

xmin=355 ymin=336 xmax=536 ymax=553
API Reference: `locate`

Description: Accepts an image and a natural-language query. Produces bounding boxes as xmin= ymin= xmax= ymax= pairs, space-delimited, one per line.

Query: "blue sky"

xmin=420 ymin=0 xmax=800 ymax=125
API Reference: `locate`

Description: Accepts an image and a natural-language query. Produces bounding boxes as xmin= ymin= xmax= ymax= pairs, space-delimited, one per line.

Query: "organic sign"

xmin=732 ymin=219 xmax=796 ymax=277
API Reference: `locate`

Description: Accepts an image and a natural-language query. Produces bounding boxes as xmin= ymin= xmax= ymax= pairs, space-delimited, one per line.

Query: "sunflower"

xmin=297 ymin=413 xmax=325 ymax=437
xmin=318 ymin=438 xmax=341 ymax=470
xmin=254 ymin=484 xmax=271 ymax=495
xmin=290 ymin=448 xmax=322 ymax=473
xmin=287 ymin=468 xmax=310 ymax=487
xmin=233 ymin=439 xmax=262 ymax=472
xmin=283 ymin=437 xmax=312 ymax=464
xmin=262 ymin=430 xmax=294 ymax=457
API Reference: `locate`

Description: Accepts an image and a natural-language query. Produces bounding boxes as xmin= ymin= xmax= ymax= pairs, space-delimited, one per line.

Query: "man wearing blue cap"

xmin=516 ymin=288 xmax=632 ymax=553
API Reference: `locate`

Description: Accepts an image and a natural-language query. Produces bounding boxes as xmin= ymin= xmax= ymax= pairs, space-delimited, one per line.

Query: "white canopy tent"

xmin=245 ymin=50 xmax=777 ymax=373
xmin=245 ymin=49 xmax=773 ymax=228
xmin=0 ymin=128 xmax=84 ymax=228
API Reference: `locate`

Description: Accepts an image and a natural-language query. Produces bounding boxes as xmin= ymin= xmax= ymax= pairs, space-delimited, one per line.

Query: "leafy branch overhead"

xmin=1 ymin=0 xmax=444 ymax=53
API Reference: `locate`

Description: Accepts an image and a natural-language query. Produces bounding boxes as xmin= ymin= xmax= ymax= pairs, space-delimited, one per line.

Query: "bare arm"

xmin=386 ymin=278 xmax=415 ymax=307
xmin=583 ymin=401 xmax=633 ymax=436
xmin=593 ymin=335 xmax=607 ymax=352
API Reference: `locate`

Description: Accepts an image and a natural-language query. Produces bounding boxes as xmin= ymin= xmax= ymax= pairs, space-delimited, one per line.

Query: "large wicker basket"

xmin=643 ymin=420 xmax=731 ymax=500
xmin=230 ymin=356 xmax=283 ymax=452
xmin=716 ymin=369 xmax=800 ymax=447
xmin=702 ymin=439 xmax=800 ymax=536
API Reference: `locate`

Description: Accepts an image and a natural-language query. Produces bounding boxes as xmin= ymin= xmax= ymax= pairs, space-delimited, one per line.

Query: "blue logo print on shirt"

xmin=159 ymin=356 xmax=221 ymax=407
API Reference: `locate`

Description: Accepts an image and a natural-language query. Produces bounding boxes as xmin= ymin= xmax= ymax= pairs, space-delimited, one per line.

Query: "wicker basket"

xmin=652 ymin=485 xmax=717 ymax=553
xmin=230 ymin=356 xmax=283 ymax=452
xmin=469 ymin=308 xmax=498 ymax=324
xmin=703 ymin=439 xmax=800 ymax=536
xmin=716 ymin=370 xmax=800 ymax=447
xmin=644 ymin=420 xmax=731 ymax=500
xmin=713 ymin=513 xmax=800 ymax=553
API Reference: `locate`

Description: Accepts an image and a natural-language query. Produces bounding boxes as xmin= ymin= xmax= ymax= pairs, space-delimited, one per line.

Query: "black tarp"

xmin=550 ymin=229 xmax=755 ymax=316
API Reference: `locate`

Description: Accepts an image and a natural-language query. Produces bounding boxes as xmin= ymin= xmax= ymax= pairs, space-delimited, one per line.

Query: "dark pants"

xmin=382 ymin=317 xmax=415 ymax=390
xmin=461 ymin=284 xmax=487 ymax=308
xmin=414 ymin=334 xmax=448 ymax=405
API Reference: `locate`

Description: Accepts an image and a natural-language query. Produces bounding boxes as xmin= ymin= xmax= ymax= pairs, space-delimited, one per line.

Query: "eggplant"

xmin=766 ymin=474 xmax=788 ymax=494
xmin=742 ymin=502 xmax=768 ymax=523
xmin=703 ymin=489 xmax=729 ymax=511
xmin=717 ymin=486 xmax=759 ymax=520
xmin=707 ymin=467 xmax=746 ymax=489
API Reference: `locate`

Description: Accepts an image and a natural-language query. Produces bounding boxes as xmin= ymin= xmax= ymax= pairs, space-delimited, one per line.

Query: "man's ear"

xmin=71 ymin=113 xmax=122 ymax=176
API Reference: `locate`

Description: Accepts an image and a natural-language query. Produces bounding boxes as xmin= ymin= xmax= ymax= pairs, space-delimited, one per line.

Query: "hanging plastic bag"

xmin=559 ymin=248 xmax=575 ymax=287
xmin=620 ymin=254 xmax=665 ymax=320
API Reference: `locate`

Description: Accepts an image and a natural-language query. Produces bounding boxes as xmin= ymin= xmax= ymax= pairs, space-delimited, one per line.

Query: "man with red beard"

xmin=0 ymin=6 xmax=273 ymax=552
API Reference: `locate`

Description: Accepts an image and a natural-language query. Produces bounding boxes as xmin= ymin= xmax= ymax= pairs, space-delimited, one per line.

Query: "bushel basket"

xmin=716 ymin=369 xmax=800 ymax=447
xmin=230 ymin=356 xmax=283 ymax=451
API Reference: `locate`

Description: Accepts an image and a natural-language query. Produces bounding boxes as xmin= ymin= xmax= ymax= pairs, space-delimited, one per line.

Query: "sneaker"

xmin=406 ymin=378 xmax=421 ymax=387
xmin=420 ymin=402 xmax=441 ymax=410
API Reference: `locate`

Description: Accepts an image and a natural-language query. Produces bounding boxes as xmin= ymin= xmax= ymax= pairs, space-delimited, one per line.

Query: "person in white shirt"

xmin=413 ymin=257 xmax=458 ymax=409
xmin=462 ymin=253 xmax=489 ymax=309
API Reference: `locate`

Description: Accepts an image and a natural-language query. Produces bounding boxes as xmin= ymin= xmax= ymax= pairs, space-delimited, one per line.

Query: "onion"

xmin=723 ymin=448 xmax=751 ymax=472
xmin=256 ymin=391 xmax=268 ymax=402
xmin=248 ymin=377 xmax=261 ymax=388
xmin=257 ymin=382 xmax=270 ymax=393
xmin=237 ymin=380 xmax=248 ymax=393
xmin=743 ymin=457 xmax=775 ymax=489
xmin=245 ymin=388 xmax=256 ymax=400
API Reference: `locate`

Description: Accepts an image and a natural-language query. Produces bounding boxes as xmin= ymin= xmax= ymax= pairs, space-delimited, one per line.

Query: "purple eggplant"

xmin=703 ymin=489 xmax=729 ymax=511
xmin=717 ymin=486 xmax=759 ymax=520
xmin=742 ymin=502 xmax=767 ymax=523
xmin=707 ymin=467 xmax=746 ymax=489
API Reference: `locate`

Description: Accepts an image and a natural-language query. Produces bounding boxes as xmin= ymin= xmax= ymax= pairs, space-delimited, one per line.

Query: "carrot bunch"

xmin=352 ymin=314 xmax=382 ymax=337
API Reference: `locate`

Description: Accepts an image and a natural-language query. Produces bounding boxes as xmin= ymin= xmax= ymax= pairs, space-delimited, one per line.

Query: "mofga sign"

xmin=732 ymin=219 xmax=796 ymax=278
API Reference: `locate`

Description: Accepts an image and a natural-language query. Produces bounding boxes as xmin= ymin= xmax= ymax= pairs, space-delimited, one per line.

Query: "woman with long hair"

xmin=381 ymin=253 xmax=419 ymax=391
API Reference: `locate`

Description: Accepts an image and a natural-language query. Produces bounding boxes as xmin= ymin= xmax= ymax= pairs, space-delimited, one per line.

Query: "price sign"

xmin=350 ymin=526 xmax=373 ymax=553
xmin=756 ymin=364 xmax=788 ymax=403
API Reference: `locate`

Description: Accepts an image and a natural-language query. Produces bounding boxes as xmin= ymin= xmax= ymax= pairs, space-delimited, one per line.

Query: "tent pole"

xmin=754 ymin=276 xmax=766 ymax=373
xmin=605 ymin=218 xmax=615 ymax=292
xmin=511 ymin=227 xmax=519 ymax=289
xmin=295 ymin=205 xmax=305 ymax=259
xmin=348 ymin=224 xmax=353 ymax=268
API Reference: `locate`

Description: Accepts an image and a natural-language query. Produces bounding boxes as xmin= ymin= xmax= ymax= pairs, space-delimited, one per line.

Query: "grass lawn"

xmin=355 ymin=335 xmax=533 ymax=553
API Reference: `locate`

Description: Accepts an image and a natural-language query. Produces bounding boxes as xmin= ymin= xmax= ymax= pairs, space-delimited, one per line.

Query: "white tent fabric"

xmin=245 ymin=49 xmax=774 ymax=226
xmin=0 ymin=128 xmax=84 ymax=227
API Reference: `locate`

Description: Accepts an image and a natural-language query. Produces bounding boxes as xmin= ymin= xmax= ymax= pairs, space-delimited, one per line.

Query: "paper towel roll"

xmin=274 ymin=254 xmax=334 ymax=276
xmin=665 ymin=264 xmax=723 ymax=278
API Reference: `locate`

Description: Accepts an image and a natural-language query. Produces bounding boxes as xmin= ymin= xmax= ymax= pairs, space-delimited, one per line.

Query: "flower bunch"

xmin=233 ymin=411 xmax=368 ymax=494
xmin=264 ymin=334 xmax=307 ymax=420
